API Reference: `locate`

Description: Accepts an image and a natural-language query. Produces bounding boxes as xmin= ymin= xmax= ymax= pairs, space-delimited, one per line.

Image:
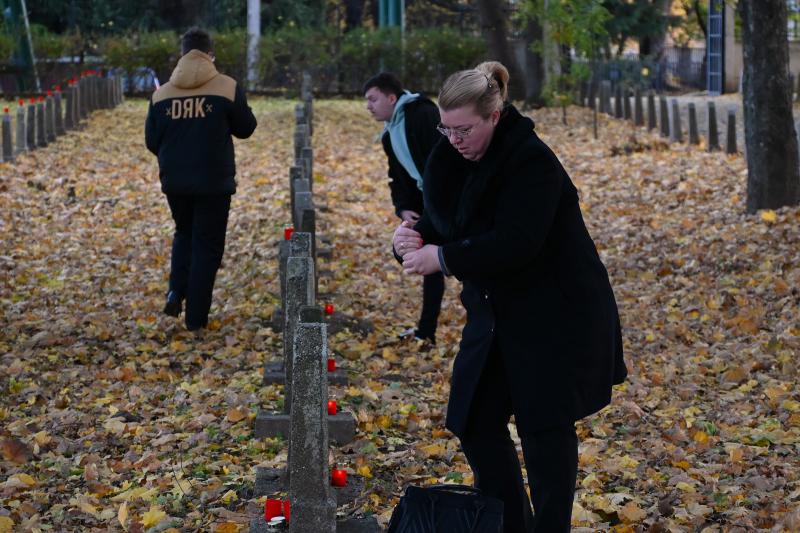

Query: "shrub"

xmin=0 ymin=32 xmax=13 ymax=63
xmin=97 ymin=26 xmax=488 ymax=95
xmin=103 ymin=31 xmax=177 ymax=83
xmin=212 ymin=29 xmax=249 ymax=82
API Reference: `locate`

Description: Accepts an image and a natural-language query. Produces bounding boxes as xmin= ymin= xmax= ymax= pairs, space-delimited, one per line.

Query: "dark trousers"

xmin=459 ymin=345 xmax=578 ymax=533
xmin=416 ymin=271 xmax=445 ymax=340
xmin=166 ymin=194 xmax=231 ymax=329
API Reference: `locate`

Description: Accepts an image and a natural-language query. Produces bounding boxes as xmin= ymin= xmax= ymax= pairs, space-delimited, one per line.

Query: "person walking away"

xmin=145 ymin=28 xmax=257 ymax=331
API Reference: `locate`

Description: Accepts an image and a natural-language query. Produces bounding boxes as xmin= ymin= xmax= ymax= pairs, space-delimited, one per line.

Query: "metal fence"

xmin=580 ymin=46 xmax=706 ymax=93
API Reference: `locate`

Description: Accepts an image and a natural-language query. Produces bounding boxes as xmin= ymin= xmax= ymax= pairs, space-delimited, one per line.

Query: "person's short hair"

xmin=181 ymin=27 xmax=213 ymax=55
xmin=362 ymin=72 xmax=404 ymax=98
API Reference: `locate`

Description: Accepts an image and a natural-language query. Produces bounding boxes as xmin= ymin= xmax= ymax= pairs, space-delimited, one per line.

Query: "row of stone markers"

xmin=580 ymin=81 xmax=739 ymax=154
xmin=1 ymin=70 xmax=124 ymax=163
xmin=250 ymin=74 xmax=378 ymax=532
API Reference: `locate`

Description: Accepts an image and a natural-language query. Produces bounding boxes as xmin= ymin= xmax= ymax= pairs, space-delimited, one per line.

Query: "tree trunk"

xmin=159 ymin=0 xmax=207 ymax=29
xmin=344 ymin=0 xmax=366 ymax=31
xmin=644 ymin=0 xmax=671 ymax=59
xmin=475 ymin=0 xmax=526 ymax=101
xmin=522 ymin=15 xmax=544 ymax=106
xmin=739 ymin=0 xmax=800 ymax=212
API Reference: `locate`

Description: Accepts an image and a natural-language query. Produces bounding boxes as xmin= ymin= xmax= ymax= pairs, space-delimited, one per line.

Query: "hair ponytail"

xmin=438 ymin=60 xmax=510 ymax=118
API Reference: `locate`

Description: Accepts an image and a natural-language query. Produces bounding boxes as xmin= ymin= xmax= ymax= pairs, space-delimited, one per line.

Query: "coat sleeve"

xmin=383 ymin=135 xmax=421 ymax=217
xmin=144 ymin=98 xmax=161 ymax=155
xmin=440 ymin=151 xmax=563 ymax=281
xmin=229 ymin=84 xmax=258 ymax=139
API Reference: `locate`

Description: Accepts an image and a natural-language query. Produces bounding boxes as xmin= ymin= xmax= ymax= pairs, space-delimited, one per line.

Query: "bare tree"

xmin=475 ymin=0 xmax=526 ymax=101
xmin=739 ymin=0 xmax=800 ymax=212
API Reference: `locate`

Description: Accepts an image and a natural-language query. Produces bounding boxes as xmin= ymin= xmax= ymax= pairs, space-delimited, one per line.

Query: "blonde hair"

xmin=438 ymin=61 xmax=510 ymax=118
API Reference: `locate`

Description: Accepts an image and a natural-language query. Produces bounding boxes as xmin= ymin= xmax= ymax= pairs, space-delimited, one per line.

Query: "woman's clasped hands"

xmin=392 ymin=221 xmax=442 ymax=276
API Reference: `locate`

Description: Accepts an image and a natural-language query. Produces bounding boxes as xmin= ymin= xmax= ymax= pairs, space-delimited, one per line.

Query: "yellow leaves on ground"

xmin=0 ymin=437 xmax=31 ymax=464
xmin=3 ymin=473 xmax=37 ymax=491
xmin=220 ymin=489 xmax=238 ymax=504
xmin=141 ymin=504 xmax=167 ymax=528
xmin=215 ymin=523 xmax=243 ymax=533
xmin=760 ymin=209 xmax=777 ymax=223
xmin=417 ymin=443 xmax=447 ymax=459
xmin=619 ymin=501 xmax=647 ymax=522
xmin=226 ymin=406 xmax=249 ymax=423
xmin=0 ymin=517 xmax=14 ymax=533
xmin=118 ymin=501 xmax=129 ymax=530
xmin=2 ymin=99 xmax=799 ymax=531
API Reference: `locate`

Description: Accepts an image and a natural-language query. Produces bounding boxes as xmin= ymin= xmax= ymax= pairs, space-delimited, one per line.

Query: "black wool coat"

xmin=413 ymin=105 xmax=627 ymax=438
xmin=381 ymin=96 xmax=441 ymax=217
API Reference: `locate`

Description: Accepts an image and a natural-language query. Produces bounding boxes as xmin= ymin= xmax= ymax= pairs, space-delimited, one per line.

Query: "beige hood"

xmin=169 ymin=49 xmax=218 ymax=89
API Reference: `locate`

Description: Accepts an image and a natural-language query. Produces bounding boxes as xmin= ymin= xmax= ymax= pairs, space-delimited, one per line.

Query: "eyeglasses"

xmin=436 ymin=123 xmax=478 ymax=140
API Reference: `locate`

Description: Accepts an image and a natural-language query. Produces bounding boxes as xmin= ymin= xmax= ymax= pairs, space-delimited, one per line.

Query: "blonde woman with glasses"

xmin=391 ymin=62 xmax=627 ymax=532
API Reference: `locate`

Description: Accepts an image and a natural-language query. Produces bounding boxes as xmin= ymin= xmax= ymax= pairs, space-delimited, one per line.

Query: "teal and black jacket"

xmin=145 ymin=49 xmax=257 ymax=195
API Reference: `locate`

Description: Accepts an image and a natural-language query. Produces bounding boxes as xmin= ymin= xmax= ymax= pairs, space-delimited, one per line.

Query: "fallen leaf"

xmin=1 ymin=437 xmax=32 ymax=464
xmin=141 ymin=505 xmax=167 ymax=528
xmin=118 ymin=501 xmax=129 ymax=531
xmin=0 ymin=517 xmax=14 ymax=533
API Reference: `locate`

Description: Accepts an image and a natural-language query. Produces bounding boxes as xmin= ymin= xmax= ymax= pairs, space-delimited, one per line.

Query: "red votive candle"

xmin=327 ymin=400 xmax=337 ymax=415
xmin=47 ymin=90 xmax=52 ymax=97
xmin=284 ymin=226 xmax=294 ymax=240
xmin=3 ymin=108 xmax=8 ymax=114
xmin=55 ymin=85 xmax=61 ymax=92
xmin=324 ymin=303 xmax=334 ymax=315
xmin=264 ymin=498 xmax=282 ymax=521
xmin=331 ymin=469 xmax=347 ymax=487
xmin=283 ymin=500 xmax=291 ymax=522
xmin=19 ymin=100 xmax=24 ymax=106
xmin=327 ymin=358 xmax=335 ymax=372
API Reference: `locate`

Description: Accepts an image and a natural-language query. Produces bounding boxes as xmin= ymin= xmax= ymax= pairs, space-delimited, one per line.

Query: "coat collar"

xmin=424 ymin=105 xmax=535 ymax=239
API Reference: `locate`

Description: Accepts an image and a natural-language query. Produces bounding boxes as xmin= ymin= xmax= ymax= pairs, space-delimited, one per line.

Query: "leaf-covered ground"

xmin=1 ymin=98 xmax=799 ymax=532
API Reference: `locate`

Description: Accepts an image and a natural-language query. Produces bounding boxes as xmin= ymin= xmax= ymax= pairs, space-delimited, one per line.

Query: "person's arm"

xmin=229 ymin=83 xmax=257 ymax=139
xmin=144 ymin=99 xmax=161 ymax=155
xmin=440 ymin=153 xmax=564 ymax=281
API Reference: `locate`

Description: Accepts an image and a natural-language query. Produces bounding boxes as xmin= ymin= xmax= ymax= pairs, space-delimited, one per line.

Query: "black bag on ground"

xmin=387 ymin=484 xmax=503 ymax=533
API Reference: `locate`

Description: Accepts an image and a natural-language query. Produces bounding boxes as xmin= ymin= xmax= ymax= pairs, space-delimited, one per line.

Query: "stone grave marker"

xmin=634 ymin=88 xmax=644 ymax=126
xmin=45 ymin=95 xmax=56 ymax=143
xmin=623 ymin=87 xmax=632 ymax=121
xmin=726 ymin=108 xmax=737 ymax=154
xmin=707 ymin=101 xmax=720 ymax=152
xmin=2 ymin=108 xmax=13 ymax=162
xmin=54 ymin=89 xmax=65 ymax=135
xmin=688 ymin=103 xmax=700 ymax=145
xmin=288 ymin=307 xmax=337 ymax=533
xmin=659 ymin=96 xmax=669 ymax=138
xmin=670 ymin=99 xmax=683 ymax=143
xmin=647 ymin=91 xmax=657 ymax=131
xmin=15 ymin=103 xmax=26 ymax=155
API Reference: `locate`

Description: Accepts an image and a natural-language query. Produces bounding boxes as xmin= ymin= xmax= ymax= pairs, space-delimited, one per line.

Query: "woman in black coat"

xmin=392 ymin=61 xmax=627 ymax=532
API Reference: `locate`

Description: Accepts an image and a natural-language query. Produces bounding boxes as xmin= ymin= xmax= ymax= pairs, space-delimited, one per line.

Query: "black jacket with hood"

xmin=380 ymin=96 xmax=440 ymax=217
xmin=145 ymin=50 xmax=257 ymax=195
